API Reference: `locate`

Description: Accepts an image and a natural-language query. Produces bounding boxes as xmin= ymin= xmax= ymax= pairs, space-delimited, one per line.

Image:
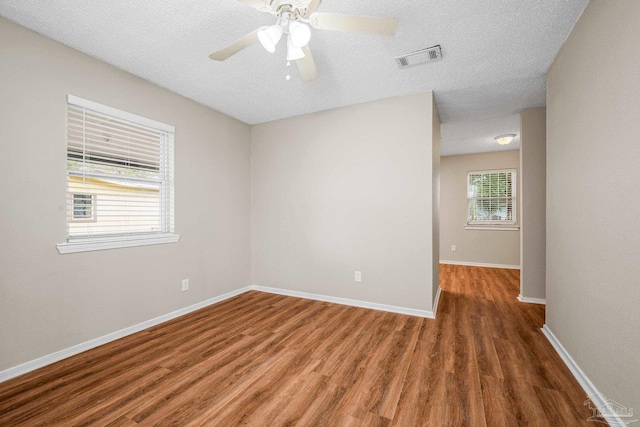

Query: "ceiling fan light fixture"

xmin=209 ymin=0 xmax=400 ymax=84
xmin=495 ymin=134 xmax=516 ymax=145
xmin=289 ymin=21 xmax=311 ymax=48
xmin=257 ymin=24 xmax=283 ymax=53
xmin=286 ymin=38 xmax=306 ymax=61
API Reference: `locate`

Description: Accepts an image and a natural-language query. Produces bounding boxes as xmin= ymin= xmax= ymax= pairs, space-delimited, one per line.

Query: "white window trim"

xmin=464 ymin=226 xmax=519 ymax=231
xmin=67 ymin=95 xmax=175 ymax=133
xmin=466 ymin=168 xmax=517 ymax=227
xmin=57 ymin=233 xmax=180 ymax=254
xmin=59 ymin=95 xmax=178 ymax=254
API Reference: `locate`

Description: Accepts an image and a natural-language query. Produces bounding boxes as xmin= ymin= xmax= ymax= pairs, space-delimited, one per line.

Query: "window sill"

xmin=465 ymin=226 xmax=519 ymax=231
xmin=57 ymin=233 xmax=180 ymax=254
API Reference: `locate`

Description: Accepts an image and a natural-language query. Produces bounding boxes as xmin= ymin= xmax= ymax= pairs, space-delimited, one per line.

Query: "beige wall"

xmin=0 ymin=18 xmax=252 ymax=371
xmin=519 ymin=108 xmax=546 ymax=300
xmin=440 ymin=151 xmax=520 ymax=267
xmin=251 ymin=93 xmax=437 ymax=313
xmin=546 ymin=0 xmax=640 ymax=414
xmin=432 ymin=96 xmax=441 ymax=303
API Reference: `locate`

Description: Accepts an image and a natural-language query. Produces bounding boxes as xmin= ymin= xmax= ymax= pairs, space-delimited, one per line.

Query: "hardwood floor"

xmin=0 ymin=265 xmax=596 ymax=426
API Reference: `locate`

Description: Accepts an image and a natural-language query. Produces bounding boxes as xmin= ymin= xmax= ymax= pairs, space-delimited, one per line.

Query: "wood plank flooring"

xmin=0 ymin=265 xmax=597 ymax=426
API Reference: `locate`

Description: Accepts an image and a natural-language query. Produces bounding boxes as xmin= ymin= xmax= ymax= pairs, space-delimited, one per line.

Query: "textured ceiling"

xmin=0 ymin=0 xmax=588 ymax=155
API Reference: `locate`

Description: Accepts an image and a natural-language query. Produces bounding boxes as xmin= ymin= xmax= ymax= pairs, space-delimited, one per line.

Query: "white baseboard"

xmin=541 ymin=325 xmax=629 ymax=427
xmin=432 ymin=286 xmax=442 ymax=317
xmin=440 ymin=260 xmax=521 ymax=270
xmin=517 ymin=295 xmax=546 ymax=305
xmin=1 ymin=284 xmax=436 ymax=384
xmin=252 ymin=285 xmax=434 ymax=319
xmin=0 ymin=286 xmax=253 ymax=383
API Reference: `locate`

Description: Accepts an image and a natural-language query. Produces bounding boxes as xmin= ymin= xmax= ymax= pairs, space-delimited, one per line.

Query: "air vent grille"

xmin=396 ymin=45 xmax=442 ymax=69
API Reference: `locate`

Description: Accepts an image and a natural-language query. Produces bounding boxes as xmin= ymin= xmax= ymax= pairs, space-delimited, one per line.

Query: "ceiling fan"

xmin=209 ymin=0 xmax=398 ymax=83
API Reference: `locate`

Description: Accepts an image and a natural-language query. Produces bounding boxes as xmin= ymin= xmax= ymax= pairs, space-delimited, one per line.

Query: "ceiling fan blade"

xmin=235 ymin=0 xmax=271 ymax=12
xmin=302 ymin=0 xmax=322 ymax=18
xmin=310 ymin=12 xmax=398 ymax=36
xmin=209 ymin=29 xmax=259 ymax=61
xmin=296 ymin=45 xmax=319 ymax=83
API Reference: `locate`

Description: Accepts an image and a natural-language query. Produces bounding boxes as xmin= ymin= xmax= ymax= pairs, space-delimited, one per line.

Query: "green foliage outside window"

xmin=467 ymin=171 xmax=515 ymax=223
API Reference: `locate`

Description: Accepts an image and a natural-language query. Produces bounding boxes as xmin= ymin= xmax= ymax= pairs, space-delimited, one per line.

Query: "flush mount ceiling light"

xmin=495 ymin=134 xmax=516 ymax=145
xmin=209 ymin=0 xmax=398 ymax=83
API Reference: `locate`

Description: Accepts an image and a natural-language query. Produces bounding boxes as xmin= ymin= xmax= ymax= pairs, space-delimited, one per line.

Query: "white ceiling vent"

xmin=396 ymin=45 xmax=442 ymax=69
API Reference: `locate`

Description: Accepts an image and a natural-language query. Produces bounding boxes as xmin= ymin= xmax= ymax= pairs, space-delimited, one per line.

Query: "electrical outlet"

xmin=451 ymin=245 xmax=457 ymax=252
xmin=355 ymin=271 xmax=362 ymax=282
xmin=181 ymin=279 xmax=189 ymax=292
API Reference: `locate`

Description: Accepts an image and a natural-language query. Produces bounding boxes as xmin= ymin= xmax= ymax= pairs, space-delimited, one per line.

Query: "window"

xmin=57 ymin=95 xmax=179 ymax=254
xmin=467 ymin=169 xmax=516 ymax=225
xmin=71 ymin=194 xmax=95 ymax=221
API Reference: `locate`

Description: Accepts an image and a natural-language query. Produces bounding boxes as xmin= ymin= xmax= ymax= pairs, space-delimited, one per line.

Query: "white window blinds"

xmin=467 ymin=169 xmax=516 ymax=225
xmin=66 ymin=95 xmax=175 ymax=240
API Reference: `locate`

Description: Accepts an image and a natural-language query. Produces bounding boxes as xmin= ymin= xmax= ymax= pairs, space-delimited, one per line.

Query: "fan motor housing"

xmin=270 ymin=0 xmax=308 ymax=16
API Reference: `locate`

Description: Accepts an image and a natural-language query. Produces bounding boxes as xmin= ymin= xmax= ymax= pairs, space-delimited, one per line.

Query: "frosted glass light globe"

xmin=289 ymin=21 xmax=311 ymax=48
xmin=287 ymin=37 xmax=306 ymax=60
xmin=258 ymin=25 xmax=283 ymax=53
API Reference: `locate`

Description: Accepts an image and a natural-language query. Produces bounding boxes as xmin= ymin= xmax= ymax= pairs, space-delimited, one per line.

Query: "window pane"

xmin=467 ymin=170 xmax=516 ymax=224
xmin=66 ymin=97 xmax=174 ymax=240
xmin=72 ymin=194 xmax=93 ymax=219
